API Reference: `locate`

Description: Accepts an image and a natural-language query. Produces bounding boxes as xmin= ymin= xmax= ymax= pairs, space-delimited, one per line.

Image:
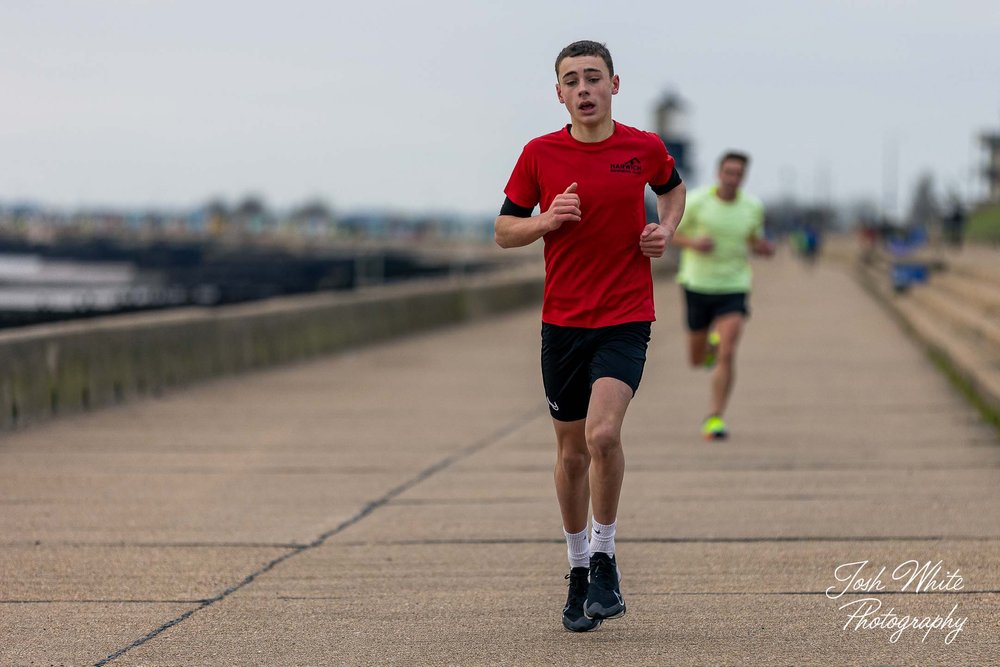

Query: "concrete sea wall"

xmin=0 ymin=269 xmax=544 ymax=430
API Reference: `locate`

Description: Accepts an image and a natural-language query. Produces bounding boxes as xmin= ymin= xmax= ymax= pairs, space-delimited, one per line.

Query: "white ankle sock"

xmin=564 ymin=528 xmax=590 ymax=569
xmin=590 ymin=519 xmax=616 ymax=556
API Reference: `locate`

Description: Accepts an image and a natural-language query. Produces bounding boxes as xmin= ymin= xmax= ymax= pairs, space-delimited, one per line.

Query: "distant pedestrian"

xmin=793 ymin=223 xmax=821 ymax=265
xmin=943 ymin=198 xmax=966 ymax=248
xmin=495 ymin=40 xmax=685 ymax=631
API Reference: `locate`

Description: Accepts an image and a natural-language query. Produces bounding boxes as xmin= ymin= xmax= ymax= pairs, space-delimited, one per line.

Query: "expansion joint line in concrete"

xmin=92 ymin=406 xmax=545 ymax=667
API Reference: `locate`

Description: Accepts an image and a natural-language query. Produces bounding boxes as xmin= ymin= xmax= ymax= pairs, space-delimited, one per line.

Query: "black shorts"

xmin=683 ymin=288 xmax=749 ymax=331
xmin=540 ymin=321 xmax=651 ymax=422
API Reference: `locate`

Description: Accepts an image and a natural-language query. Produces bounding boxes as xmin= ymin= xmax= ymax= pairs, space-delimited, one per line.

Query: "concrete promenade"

xmin=1 ymin=251 xmax=998 ymax=666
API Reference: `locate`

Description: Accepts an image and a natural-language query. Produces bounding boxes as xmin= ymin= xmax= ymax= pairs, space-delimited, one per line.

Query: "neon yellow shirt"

xmin=676 ymin=185 xmax=764 ymax=293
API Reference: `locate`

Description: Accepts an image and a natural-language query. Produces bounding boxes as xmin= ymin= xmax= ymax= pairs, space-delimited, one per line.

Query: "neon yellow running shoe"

xmin=701 ymin=415 xmax=728 ymax=440
xmin=703 ymin=331 xmax=721 ymax=369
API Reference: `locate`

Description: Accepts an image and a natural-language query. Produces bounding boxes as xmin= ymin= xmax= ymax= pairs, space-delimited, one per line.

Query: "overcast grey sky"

xmin=2 ymin=1 xmax=998 ymax=218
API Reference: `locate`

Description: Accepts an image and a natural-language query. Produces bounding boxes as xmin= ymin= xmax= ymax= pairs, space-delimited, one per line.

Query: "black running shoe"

xmin=585 ymin=552 xmax=625 ymax=620
xmin=562 ymin=567 xmax=602 ymax=632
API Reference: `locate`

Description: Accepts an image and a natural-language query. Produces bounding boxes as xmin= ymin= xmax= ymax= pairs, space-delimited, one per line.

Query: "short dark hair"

xmin=719 ymin=151 xmax=750 ymax=168
xmin=555 ymin=40 xmax=614 ymax=78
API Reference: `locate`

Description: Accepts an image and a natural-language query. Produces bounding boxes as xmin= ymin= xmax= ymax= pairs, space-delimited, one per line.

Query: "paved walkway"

xmin=1 ymin=251 xmax=998 ymax=666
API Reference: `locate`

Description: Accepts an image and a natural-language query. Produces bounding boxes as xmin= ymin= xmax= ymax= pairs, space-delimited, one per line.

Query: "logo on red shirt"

xmin=610 ymin=157 xmax=641 ymax=175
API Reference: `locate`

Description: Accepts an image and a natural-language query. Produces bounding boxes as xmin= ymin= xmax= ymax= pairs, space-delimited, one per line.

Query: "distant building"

xmin=290 ymin=201 xmax=336 ymax=238
xmin=653 ymin=91 xmax=693 ymax=180
xmin=982 ymin=131 xmax=1000 ymax=203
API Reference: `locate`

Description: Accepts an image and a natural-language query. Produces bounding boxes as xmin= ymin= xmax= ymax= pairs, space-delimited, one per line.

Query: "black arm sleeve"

xmin=650 ymin=167 xmax=683 ymax=196
xmin=499 ymin=197 xmax=535 ymax=218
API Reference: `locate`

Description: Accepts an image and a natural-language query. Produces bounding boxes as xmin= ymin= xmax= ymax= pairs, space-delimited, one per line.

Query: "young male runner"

xmin=495 ymin=40 xmax=685 ymax=632
xmin=672 ymin=151 xmax=774 ymax=440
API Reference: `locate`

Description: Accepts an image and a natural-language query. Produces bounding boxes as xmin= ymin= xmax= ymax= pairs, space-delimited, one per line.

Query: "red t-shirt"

xmin=504 ymin=122 xmax=676 ymax=328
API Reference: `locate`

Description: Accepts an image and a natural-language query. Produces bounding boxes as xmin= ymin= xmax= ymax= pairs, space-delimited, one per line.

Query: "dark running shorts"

xmin=540 ymin=321 xmax=651 ymax=422
xmin=682 ymin=288 xmax=749 ymax=332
